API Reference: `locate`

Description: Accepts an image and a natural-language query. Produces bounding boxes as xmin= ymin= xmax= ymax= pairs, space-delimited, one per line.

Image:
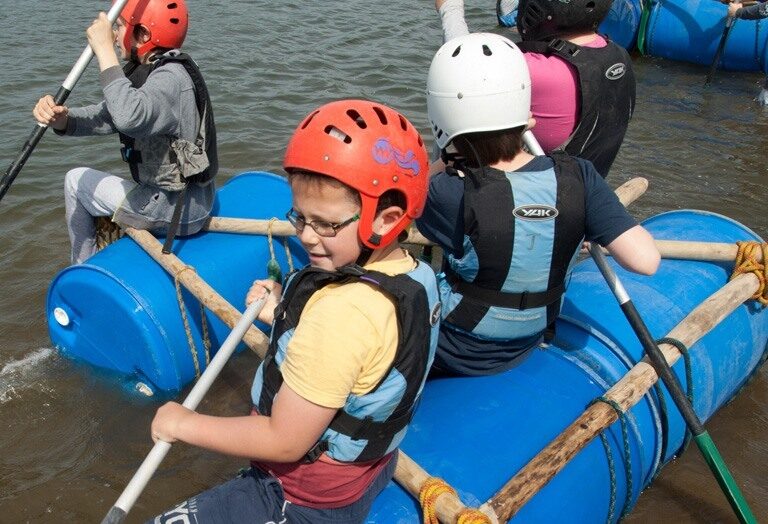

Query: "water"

xmin=0 ymin=1 xmax=766 ymax=522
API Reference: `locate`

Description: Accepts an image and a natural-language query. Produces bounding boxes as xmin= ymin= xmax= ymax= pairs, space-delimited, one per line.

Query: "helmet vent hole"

xmin=324 ymin=125 xmax=352 ymax=144
xmin=301 ymin=110 xmax=319 ymax=129
xmin=373 ymin=106 xmax=388 ymax=125
xmin=482 ymin=45 xmax=492 ymax=56
xmin=170 ymin=18 xmax=180 ymax=24
xmin=346 ymin=109 xmax=367 ymax=129
xmin=451 ymin=45 xmax=462 ymax=57
xmin=167 ymin=2 xmax=178 ymax=9
xmin=398 ymin=115 xmax=408 ymax=131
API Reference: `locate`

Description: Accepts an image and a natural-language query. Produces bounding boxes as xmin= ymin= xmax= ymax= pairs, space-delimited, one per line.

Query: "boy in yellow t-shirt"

xmin=148 ymin=100 xmax=441 ymax=524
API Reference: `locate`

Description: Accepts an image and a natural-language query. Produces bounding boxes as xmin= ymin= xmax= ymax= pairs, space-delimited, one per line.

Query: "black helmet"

xmin=516 ymin=0 xmax=613 ymax=41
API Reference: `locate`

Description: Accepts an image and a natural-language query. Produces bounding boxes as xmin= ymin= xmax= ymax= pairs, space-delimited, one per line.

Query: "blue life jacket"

xmin=441 ymin=153 xmax=585 ymax=341
xmin=251 ymin=262 xmax=441 ymax=463
xmin=518 ymin=37 xmax=635 ymax=177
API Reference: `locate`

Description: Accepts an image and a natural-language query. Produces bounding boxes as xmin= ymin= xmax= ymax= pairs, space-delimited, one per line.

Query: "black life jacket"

xmin=443 ymin=153 xmax=585 ymax=337
xmin=254 ymin=263 xmax=439 ymax=463
xmin=119 ymin=52 xmax=217 ymax=188
xmin=518 ymin=37 xmax=636 ymax=177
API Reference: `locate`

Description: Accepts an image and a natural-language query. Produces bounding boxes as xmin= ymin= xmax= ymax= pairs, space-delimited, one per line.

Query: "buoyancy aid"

xmin=518 ymin=37 xmax=635 ymax=177
xmin=119 ymin=51 xmax=218 ymax=191
xmin=441 ymin=153 xmax=585 ymax=340
xmin=251 ymin=263 xmax=440 ymax=463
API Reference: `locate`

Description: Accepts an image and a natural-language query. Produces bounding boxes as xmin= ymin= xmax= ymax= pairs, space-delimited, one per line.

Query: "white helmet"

xmin=426 ymin=33 xmax=531 ymax=150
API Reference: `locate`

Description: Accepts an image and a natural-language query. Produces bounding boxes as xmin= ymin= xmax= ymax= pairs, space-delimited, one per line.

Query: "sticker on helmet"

xmin=606 ymin=63 xmax=626 ymax=80
xmin=372 ymin=138 xmax=421 ymax=176
xmin=513 ymin=204 xmax=559 ymax=221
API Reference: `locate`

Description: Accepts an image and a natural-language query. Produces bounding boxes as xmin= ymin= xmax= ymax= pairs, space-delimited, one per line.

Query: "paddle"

xmin=100 ymin=293 xmax=270 ymax=524
xmin=588 ymin=245 xmax=757 ymax=524
xmin=705 ymin=8 xmax=736 ymax=86
xmin=0 ymin=0 xmax=130 ymax=204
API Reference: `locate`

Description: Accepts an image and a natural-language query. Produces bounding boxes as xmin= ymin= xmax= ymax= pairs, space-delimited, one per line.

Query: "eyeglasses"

xmin=285 ymin=209 xmax=360 ymax=237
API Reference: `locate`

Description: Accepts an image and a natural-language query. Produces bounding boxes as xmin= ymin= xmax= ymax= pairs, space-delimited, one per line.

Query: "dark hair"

xmin=452 ymin=126 xmax=526 ymax=167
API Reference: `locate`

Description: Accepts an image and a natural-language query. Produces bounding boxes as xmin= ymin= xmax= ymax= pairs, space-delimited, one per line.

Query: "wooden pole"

xmin=203 ymin=177 xmax=649 ymax=246
xmin=124 ymin=228 xmax=269 ymax=358
xmin=487 ymin=272 xmax=760 ymax=521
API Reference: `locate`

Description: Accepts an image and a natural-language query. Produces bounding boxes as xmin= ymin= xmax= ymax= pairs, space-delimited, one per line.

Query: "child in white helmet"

xmin=418 ymin=33 xmax=659 ymax=376
xmin=32 ymin=0 xmax=216 ymax=264
xmin=434 ymin=0 xmax=635 ymax=178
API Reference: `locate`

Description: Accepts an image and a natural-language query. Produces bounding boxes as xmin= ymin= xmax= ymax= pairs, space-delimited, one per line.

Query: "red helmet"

xmin=284 ymin=100 xmax=428 ymax=250
xmin=117 ymin=0 xmax=189 ymax=57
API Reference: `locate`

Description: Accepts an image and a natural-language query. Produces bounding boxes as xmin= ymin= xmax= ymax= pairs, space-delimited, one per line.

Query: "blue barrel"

xmin=46 ymin=172 xmax=307 ymax=394
xmin=645 ymin=0 xmax=768 ymax=73
xmin=367 ymin=210 xmax=767 ymax=522
xmin=600 ymin=0 xmax=643 ymax=50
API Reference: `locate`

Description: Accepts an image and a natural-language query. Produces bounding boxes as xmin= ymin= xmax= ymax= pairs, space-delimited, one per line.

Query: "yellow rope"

xmin=173 ymin=265 xmax=212 ymax=377
xmin=267 ymin=218 xmax=278 ymax=261
xmin=730 ymin=241 xmax=768 ymax=306
xmin=418 ymin=477 xmax=492 ymax=524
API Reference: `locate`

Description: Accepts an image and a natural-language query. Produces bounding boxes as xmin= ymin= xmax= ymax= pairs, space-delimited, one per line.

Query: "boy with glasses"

xmin=148 ymin=100 xmax=441 ymax=524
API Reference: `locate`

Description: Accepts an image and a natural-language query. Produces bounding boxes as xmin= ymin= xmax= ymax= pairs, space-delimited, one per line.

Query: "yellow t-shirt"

xmin=280 ymin=252 xmax=417 ymax=409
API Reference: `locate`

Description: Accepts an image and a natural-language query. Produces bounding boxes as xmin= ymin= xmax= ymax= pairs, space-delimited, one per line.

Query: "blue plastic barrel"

xmin=600 ymin=0 xmax=643 ymax=50
xmin=46 ymin=172 xmax=306 ymax=394
xmin=367 ymin=210 xmax=767 ymax=522
xmin=645 ymin=0 xmax=768 ymax=72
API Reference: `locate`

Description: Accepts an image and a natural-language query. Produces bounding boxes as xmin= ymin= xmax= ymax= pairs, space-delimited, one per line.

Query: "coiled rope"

xmin=418 ymin=477 xmax=492 ymax=524
xmin=730 ymin=241 xmax=768 ymax=306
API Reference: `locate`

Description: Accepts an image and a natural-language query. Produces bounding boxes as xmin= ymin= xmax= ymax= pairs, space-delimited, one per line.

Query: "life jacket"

xmin=441 ymin=153 xmax=585 ymax=340
xmin=252 ymin=263 xmax=440 ymax=463
xmin=518 ymin=37 xmax=635 ymax=177
xmin=119 ymin=51 xmax=218 ymax=191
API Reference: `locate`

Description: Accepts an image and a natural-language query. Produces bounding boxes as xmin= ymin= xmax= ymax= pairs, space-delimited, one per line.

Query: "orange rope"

xmin=730 ymin=241 xmax=768 ymax=306
xmin=418 ymin=477 xmax=492 ymax=524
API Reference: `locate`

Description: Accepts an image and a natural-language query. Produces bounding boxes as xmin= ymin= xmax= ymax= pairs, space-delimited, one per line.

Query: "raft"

xmin=46 ymin=173 xmax=767 ymax=521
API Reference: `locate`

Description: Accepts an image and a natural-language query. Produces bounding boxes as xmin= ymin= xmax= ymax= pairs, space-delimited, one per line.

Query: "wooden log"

xmin=203 ymin=177 xmax=649 ymax=246
xmin=124 ymin=228 xmax=269 ymax=358
xmin=487 ymin=272 xmax=760 ymax=521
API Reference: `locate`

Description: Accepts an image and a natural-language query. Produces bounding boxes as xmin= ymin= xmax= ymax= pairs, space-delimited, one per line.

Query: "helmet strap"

xmin=356 ymin=245 xmax=374 ymax=266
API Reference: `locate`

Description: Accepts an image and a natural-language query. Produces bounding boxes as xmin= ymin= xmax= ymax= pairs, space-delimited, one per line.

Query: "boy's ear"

xmin=372 ymin=205 xmax=406 ymax=236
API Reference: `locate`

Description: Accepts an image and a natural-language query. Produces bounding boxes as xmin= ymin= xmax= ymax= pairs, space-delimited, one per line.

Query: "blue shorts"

xmin=148 ymin=456 xmax=396 ymax=524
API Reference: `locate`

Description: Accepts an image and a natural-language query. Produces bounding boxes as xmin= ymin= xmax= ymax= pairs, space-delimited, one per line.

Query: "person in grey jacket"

xmin=727 ymin=0 xmax=768 ymax=105
xmin=32 ymin=0 xmax=217 ymax=264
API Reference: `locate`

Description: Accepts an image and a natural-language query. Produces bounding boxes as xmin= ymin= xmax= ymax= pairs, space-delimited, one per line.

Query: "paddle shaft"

xmin=101 ymin=294 xmax=269 ymax=524
xmin=588 ymin=245 xmax=756 ymax=524
xmin=0 ymin=0 xmax=130 ymax=204
xmin=705 ymin=14 xmax=735 ymax=85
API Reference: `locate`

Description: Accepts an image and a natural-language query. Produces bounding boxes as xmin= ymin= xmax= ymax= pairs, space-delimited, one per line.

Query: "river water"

xmin=0 ymin=1 xmax=766 ymax=522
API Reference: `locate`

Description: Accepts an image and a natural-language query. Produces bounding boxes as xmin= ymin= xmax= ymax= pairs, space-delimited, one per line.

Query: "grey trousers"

xmin=64 ymin=167 xmax=136 ymax=264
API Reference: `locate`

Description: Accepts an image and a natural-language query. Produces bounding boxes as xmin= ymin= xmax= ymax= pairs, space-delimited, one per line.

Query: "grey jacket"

xmin=63 ymin=53 xmax=215 ymax=234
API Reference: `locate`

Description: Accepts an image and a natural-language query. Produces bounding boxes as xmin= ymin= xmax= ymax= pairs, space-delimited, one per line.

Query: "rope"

xmin=730 ymin=241 xmax=768 ymax=306
xmin=173 ymin=265 xmax=212 ymax=377
xmin=266 ymin=218 xmax=286 ymax=282
xmin=95 ymin=216 xmax=124 ymax=250
xmin=418 ymin=477 xmax=492 ymax=524
xmin=589 ymin=396 xmax=635 ymax=523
